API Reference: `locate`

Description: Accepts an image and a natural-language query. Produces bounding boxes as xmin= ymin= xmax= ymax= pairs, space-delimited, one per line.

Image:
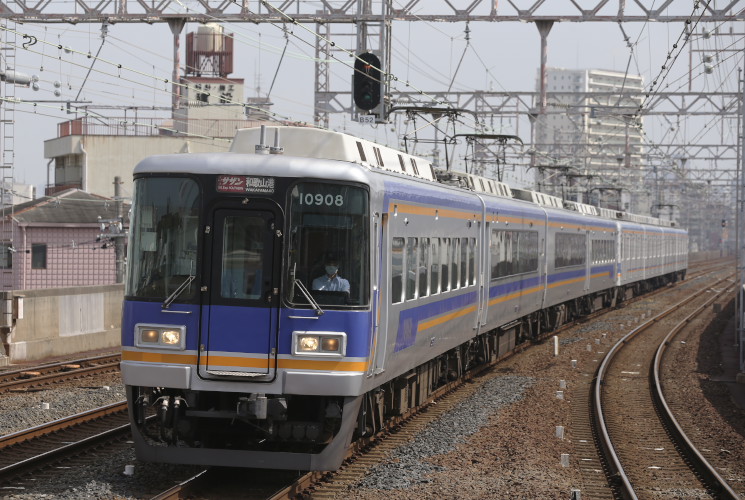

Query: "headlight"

xmin=292 ymin=331 xmax=346 ymax=357
xmin=135 ymin=324 xmax=186 ymax=350
xmin=141 ymin=329 xmax=159 ymax=343
xmin=298 ymin=336 xmax=320 ymax=352
xmin=161 ymin=330 xmax=181 ymax=345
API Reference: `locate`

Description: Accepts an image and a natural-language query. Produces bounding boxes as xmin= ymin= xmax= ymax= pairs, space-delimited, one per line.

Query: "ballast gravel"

xmin=0 ymin=380 xmax=125 ymax=436
xmin=0 ymin=376 xmax=203 ymax=500
xmin=356 ymin=375 xmax=534 ymax=491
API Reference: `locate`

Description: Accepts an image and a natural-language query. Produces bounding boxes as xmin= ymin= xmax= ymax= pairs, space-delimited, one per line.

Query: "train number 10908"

xmin=299 ymin=192 xmax=345 ymax=207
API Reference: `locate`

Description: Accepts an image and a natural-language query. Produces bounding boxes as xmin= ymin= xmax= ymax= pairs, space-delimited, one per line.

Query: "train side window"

xmin=441 ymin=238 xmax=450 ymax=292
xmin=356 ymin=141 xmax=367 ymax=162
xmin=391 ymin=237 xmax=404 ymax=304
xmin=468 ymin=237 xmax=476 ymax=285
xmin=419 ymin=238 xmax=430 ymax=298
xmin=460 ymin=237 xmax=468 ymax=288
xmin=555 ymin=233 xmax=586 ymax=268
xmin=450 ymin=238 xmax=459 ymax=289
xmin=430 ymin=238 xmax=440 ymax=294
xmin=519 ymin=231 xmax=539 ymax=273
xmin=406 ymin=237 xmax=418 ymax=301
xmin=490 ymin=230 xmax=513 ymax=279
xmin=489 ymin=230 xmax=500 ymax=279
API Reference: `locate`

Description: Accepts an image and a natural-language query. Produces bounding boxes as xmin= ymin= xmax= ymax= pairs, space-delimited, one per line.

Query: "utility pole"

xmin=114 ymin=176 xmax=124 ymax=284
xmin=735 ymin=66 xmax=745 ymax=379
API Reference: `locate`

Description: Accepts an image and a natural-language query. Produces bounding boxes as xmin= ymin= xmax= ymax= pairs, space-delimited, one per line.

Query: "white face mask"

xmin=325 ymin=266 xmax=338 ymax=276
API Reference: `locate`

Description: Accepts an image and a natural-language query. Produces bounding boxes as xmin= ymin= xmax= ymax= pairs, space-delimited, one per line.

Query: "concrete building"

xmin=534 ymin=68 xmax=645 ymax=212
xmin=0 ymin=189 xmax=127 ymax=290
xmin=42 ymin=114 xmax=254 ymax=199
xmin=43 ymin=23 xmax=272 ymax=199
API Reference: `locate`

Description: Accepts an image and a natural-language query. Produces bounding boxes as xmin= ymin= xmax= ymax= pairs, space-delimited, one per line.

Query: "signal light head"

xmin=353 ymin=52 xmax=381 ymax=112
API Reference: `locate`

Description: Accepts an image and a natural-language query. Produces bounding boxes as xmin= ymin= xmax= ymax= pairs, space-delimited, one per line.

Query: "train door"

xmin=202 ymin=205 xmax=281 ymax=377
xmin=474 ymin=198 xmax=487 ymax=334
xmin=371 ymin=213 xmax=389 ymax=375
xmin=480 ymin=218 xmax=494 ymax=329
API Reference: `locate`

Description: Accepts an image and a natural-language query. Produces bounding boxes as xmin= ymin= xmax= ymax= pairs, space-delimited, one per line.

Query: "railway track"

xmin=0 ymin=353 xmax=120 ymax=394
xmin=0 ymin=402 xmax=130 ymax=484
xmin=592 ymin=274 xmax=740 ymax=499
xmin=0 ymin=400 xmax=130 ymax=488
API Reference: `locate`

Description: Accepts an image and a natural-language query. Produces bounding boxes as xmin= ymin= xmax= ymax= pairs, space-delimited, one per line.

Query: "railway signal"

xmin=353 ymin=52 xmax=381 ymax=112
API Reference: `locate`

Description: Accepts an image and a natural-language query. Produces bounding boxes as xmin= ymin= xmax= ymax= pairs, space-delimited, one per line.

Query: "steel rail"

xmin=652 ymin=286 xmax=741 ymax=499
xmin=0 ymin=400 xmax=127 ymax=449
xmin=592 ymin=274 xmax=735 ymax=499
xmin=0 ymin=354 xmax=121 ymax=393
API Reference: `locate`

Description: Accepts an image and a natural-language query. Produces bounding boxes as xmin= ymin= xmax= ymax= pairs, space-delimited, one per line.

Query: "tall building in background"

xmin=534 ymin=68 xmax=646 ymax=213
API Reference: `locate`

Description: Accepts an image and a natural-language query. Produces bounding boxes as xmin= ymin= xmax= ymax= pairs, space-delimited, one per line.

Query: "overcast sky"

xmin=5 ymin=2 xmax=741 ymax=197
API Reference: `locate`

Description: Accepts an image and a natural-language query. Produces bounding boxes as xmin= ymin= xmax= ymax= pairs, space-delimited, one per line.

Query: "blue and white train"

xmin=121 ymin=125 xmax=688 ymax=470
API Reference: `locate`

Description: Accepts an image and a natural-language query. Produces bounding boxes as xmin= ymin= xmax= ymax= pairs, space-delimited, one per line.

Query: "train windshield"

xmin=126 ymin=177 xmax=200 ymax=300
xmin=287 ymin=182 xmax=369 ymax=307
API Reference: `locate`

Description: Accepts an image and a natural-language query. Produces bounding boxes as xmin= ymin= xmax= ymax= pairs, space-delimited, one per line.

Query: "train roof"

xmin=231 ymin=126 xmax=437 ymax=182
xmin=230 ymin=126 xmax=678 ymax=229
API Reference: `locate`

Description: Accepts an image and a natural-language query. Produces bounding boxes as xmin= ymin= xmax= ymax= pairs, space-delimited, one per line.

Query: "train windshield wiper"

xmin=162 ymin=274 xmax=196 ymax=310
xmin=294 ymin=278 xmax=324 ymax=316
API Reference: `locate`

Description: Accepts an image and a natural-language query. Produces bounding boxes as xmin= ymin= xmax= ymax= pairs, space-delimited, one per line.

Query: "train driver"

xmin=312 ymin=258 xmax=350 ymax=293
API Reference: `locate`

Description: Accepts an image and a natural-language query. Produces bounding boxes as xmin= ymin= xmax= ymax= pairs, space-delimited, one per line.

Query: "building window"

xmin=32 ymin=244 xmax=47 ymax=269
xmin=0 ymin=243 xmax=11 ymax=269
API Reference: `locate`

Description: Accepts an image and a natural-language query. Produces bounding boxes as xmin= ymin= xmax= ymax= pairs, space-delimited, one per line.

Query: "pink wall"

xmin=1 ymin=224 xmax=118 ymax=290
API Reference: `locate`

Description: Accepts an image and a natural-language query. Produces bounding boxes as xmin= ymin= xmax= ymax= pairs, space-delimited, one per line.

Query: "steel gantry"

xmin=0 ymin=0 xmax=743 ymax=23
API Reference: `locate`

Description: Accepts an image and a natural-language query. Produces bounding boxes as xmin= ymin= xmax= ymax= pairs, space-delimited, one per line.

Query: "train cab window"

xmin=406 ymin=237 xmax=417 ymax=301
xmin=419 ymin=238 xmax=430 ymax=298
xmin=287 ymin=182 xmax=369 ymax=308
xmin=219 ymin=216 xmax=265 ymax=300
xmin=127 ymin=177 xmax=200 ymax=300
xmin=391 ymin=237 xmax=404 ymax=304
xmin=430 ymin=238 xmax=440 ymax=295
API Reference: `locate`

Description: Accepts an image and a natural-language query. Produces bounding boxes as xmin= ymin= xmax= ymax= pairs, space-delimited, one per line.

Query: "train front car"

xmin=121 ymin=146 xmax=373 ymax=470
